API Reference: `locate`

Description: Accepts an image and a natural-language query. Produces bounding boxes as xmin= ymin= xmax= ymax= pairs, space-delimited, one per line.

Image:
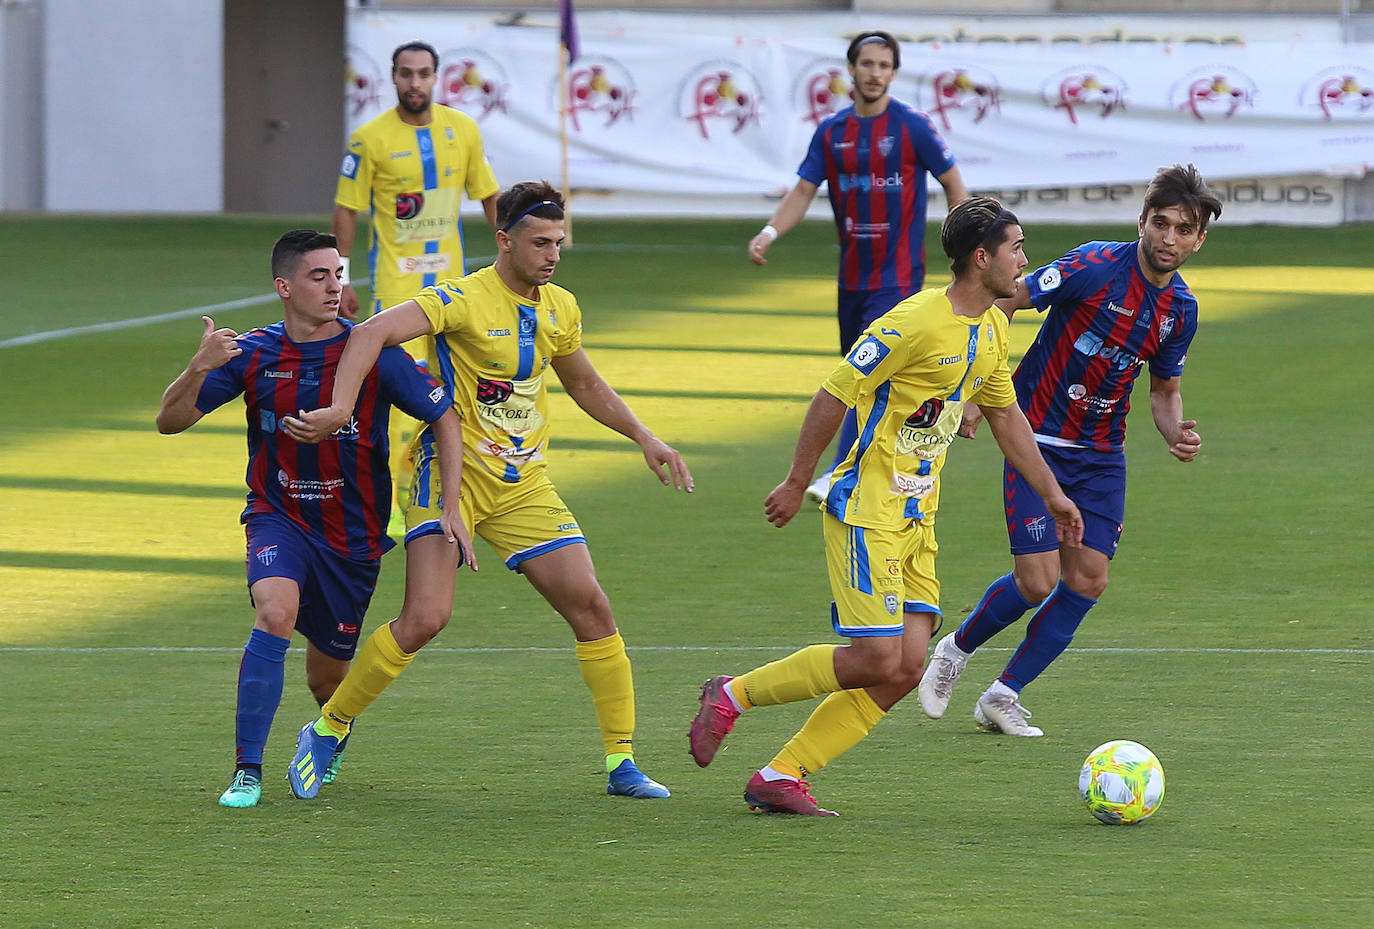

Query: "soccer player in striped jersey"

xmin=157 ymin=230 xmax=473 ymax=808
xmin=334 ymin=40 xmax=501 ymax=535
xmin=690 ymin=199 xmax=1081 ymax=815
xmin=918 ymin=164 xmax=1223 ymax=736
xmin=748 ymin=30 xmax=968 ymax=505
xmin=282 ymin=182 xmax=693 ymax=801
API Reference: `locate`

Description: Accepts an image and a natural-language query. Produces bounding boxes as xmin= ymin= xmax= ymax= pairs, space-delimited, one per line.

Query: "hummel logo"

xmin=1107 ymin=300 xmax=1133 ymax=316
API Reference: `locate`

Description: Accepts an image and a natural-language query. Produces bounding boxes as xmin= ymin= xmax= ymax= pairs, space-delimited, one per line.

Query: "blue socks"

xmin=955 ymin=573 xmax=1037 ymax=652
xmin=234 ymin=628 xmax=289 ymax=768
xmin=1001 ymin=581 xmax=1097 ymax=691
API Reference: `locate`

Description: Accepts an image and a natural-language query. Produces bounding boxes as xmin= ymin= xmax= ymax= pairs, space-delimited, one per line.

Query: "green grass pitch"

xmin=0 ymin=214 xmax=1371 ymax=928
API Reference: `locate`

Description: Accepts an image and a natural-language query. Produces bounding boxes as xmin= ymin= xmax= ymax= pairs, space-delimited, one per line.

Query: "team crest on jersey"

xmin=1024 ymin=516 xmax=1048 ymax=543
xmin=886 ymin=558 xmax=901 ymax=577
xmin=396 ymin=192 xmax=424 ymax=221
xmin=340 ymin=153 xmax=360 ymax=180
xmin=1158 ymin=315 xmax=1175 ymax=341
xmin=255 ymin=545 xmax=278 ymax=567
xmin=476 ymin=377 xmax=514 ymax=405
xmin=1039 ymin=266 xmax=1062 ymax=291
xmin=884 ymin=594 xmax=900 ymax=616
xmin=260 ymin=410 xmax=277 ymax=433
xmin=877 ymin=135 xmax=895 ymax=156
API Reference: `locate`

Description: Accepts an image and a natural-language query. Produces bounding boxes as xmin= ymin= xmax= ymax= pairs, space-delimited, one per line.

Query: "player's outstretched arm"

xmin=1149 ymin=374 xmax=1201 ymax=462
xmin=936 ymin=165 xmax=969 ymax=210
xmin=282 ymin=300 xmax=431 ymax=443
xmin=748 ymin=179 xmax=819 ymax=266
xmin=429 ymin=408 xmax=477 ymax=571
xmin=981 ymin=400 xmax=1084 ymax=548
xmin=764 ymin=388 xmax=847 ymax=528
xmin=551 ymin=349 xmax=694 ymax=492
xmin=157 ymin=316 xmax=241 ymax=434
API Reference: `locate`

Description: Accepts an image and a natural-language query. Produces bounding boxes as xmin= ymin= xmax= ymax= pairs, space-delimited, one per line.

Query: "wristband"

xmin=339 ymin=256 xmax=351 ymax=286
xmin=759 ymin=224 xmax=779 ymax=242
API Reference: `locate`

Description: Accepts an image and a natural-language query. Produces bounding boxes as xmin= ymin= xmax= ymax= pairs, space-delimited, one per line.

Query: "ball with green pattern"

xmin=1078 ymin=740 xmax=1165 ymax=825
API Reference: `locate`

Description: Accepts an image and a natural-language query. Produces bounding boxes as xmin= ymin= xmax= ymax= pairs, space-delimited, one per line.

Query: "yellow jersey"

xmin=336 ymin=106 xmax=500 ymax=307
xmin=411 ymin=266 xmax=583 ymax=484
xmin=821 ymin=288 xmax=1018 ymax=530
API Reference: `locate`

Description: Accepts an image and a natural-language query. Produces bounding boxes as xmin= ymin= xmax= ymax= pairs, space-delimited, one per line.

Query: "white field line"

xmin=0 ymin=645 xmax=1370 ymax=656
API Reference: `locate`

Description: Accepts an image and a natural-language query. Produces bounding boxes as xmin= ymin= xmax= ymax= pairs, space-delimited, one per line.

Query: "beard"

xmin=398 ymin=92 xmax=430 ymax=115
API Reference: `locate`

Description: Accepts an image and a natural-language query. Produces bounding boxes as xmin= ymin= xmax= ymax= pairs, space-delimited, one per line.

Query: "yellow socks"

xmin=318 ymin=621 xmax=415 ymax=738
xmin=731 ymin=644 xmax=840 ymax=709
xmin=771 ymin=688 xmax=887 ymax=779
xmin=576 ymin=632 xmax=636 ymax=760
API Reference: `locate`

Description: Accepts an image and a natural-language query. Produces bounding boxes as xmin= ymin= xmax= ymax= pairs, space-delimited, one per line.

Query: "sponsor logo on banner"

xmin=438 ymin=50 xmax=509 ymax=120
xmin=566 ymin=57 xmax=637 ymax=131
xmin=928 ymin=67 xmax=1001 ymax=132
xmin=681 ymin=61 xmax=763 ymax=140
xmin=1300 ymin=67 xmax=1374 ymax=121
xmin=345 ymin=45 xmax=384 ymax=120
xmin=1044 ymin=67 xmax=1127 ymax=125
xmin=795 ymin=60 xmax=850 ymax=125
xmin=1172 ymin=67 xmax=1257 ymax=121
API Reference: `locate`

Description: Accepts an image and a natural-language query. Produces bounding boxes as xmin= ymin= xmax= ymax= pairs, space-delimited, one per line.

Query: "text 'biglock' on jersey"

xmin=821 ymin=288 xmax=1018 ymax=531
xmin=1017 ymin=240 xmax=1198 ymax=453
xmin=798 ymin=99 xmax=956 ymax=293
xmin=194 ymin=321 xmax=449 ymax=561
xmin=411 ymin=266 xmax=583 ymax=486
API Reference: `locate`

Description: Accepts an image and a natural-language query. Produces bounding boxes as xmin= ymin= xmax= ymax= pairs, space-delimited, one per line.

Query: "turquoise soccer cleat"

xmin=218 ymin=769 xmax=262 ymax=808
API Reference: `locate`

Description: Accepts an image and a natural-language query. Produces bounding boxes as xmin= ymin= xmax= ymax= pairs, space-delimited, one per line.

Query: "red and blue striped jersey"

xmin=1016 ymin=241 xmax=1198 ymax=453
xmin=798 ymin=99 xmax=956 ymax=293
xmin=195 ymin=321 xmax=449 ymax=562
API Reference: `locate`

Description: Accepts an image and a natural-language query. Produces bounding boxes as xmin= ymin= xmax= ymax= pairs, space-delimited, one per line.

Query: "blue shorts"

xmin=837 ymin=287 xmax=915 ymax=355
xmin=243 ymin=512 xmax=381 ymax=660
xmin=1004 ymin=443 xmax=1127 ymax=559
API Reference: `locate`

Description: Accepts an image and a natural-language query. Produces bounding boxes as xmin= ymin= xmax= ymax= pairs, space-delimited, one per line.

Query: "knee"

xmin=1062 ymin=568 xmax=1108 ymax=601
xmin=563 ymin=587 xmax=615 ymax=639
xmin=253 ymin=607 xmax=295 ymax=640
xmin=394 ymin=604 xmax=452 ymax=650
xmin=1012 ymin=571 xmax=1056 ymax=606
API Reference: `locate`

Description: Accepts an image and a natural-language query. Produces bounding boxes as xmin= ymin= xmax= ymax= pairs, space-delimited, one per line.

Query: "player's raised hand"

xmin=281 ymin=405 xmax=351 ymax=444
xmin=1168 ymin=420 xmax=1201 ymax=462
xmin=641 ymin=436 xmax=694 ymax=492
xmin=339 ymin=285 xmax=361 ymax=322
xmin=193 ymin=315 xmax=241 ymax=371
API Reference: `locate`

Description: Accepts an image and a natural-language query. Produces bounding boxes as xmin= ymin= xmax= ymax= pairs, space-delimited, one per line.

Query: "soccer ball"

xmin=1078 ymin=740 xmax=1165 ymax=825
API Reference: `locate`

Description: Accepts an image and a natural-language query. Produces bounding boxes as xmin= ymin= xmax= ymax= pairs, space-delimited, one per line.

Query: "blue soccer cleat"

xmin=607 ymin=759 xmax=671 ymax=799
xmin=288 ymin=720 xmax=343 ymax=799
xmin=321 ymin=731 xmax=350 ymax=786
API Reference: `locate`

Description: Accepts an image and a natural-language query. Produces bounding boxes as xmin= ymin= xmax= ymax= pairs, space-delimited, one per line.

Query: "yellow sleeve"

xmin=412 ymin=280 xmax=468 ymax=337
xmin=821 ymin=327 xmax=911 ymax=408
xmin=334 ymin=128 xmax=374 ymax=212
xmin=458 ymin=117 xmax=500 ymax=202
xmin=554 ymin=293 xmax=583 ymax=356
xmin=971 ymin=314 xmax=1018 ymax=409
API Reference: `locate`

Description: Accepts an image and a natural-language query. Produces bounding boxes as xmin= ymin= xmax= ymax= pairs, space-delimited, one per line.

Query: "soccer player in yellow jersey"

xmin=334 ymin=40 xmax=501 ymax=532
xmin=283 ymin=181 xmax=693 ymax=800
xmin=689 ymin=198 xmax=1084 ymax=815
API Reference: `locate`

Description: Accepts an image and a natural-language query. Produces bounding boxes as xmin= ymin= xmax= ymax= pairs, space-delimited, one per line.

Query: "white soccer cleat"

xmin=803 ymin=470 xmax=833 ymax=505
xmin=917 ymin=633 xmax=971 ymax=719
xmin=974 ymin=681 xmax=1044 ymax=737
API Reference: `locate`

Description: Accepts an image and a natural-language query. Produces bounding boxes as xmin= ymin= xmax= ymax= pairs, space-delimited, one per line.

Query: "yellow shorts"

xmin=823 ymin=511 xmax=943 ymax=638
xmin=405 ymin=431 xmax=585 ymax=570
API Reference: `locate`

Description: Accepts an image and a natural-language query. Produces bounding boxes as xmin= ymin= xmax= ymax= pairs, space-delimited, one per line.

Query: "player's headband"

xmin=856 ymin=36 xmax=890 ymax=50
xmin=501 ymin=200 xmax=563 ymax=232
